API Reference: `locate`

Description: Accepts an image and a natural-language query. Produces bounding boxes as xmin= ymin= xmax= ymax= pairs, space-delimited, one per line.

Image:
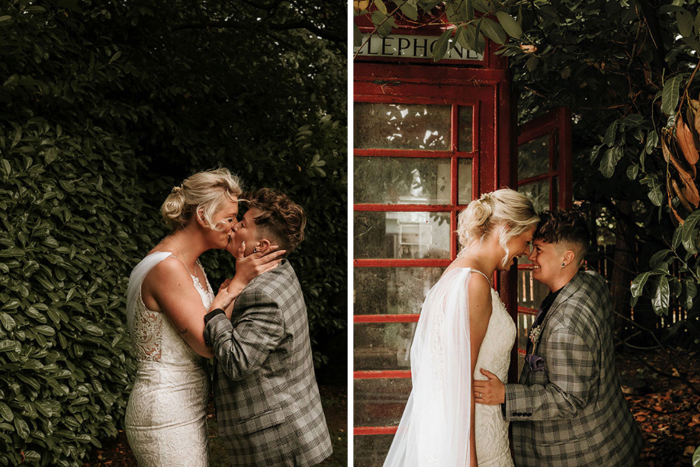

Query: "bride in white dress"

xmin=383 ymin=189 xmax=539 ymax=467
xmin=124 ymin=169 xmax=284 ymax=466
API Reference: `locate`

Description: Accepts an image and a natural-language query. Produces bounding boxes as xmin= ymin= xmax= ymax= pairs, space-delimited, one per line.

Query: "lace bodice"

xmin=130 ymin=256 xmax=214 ymax=364
xmin=474 ymin=287 xmax=516 ymax=467
xmin=125 ymin=252 xmax=213 ymax=467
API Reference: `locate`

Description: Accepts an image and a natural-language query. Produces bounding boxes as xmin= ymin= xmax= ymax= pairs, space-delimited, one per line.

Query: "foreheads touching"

xmin=533 ymin=210 xmax=591 ymax=264
xmin=457 ymin=188 xmax=540 ymax=266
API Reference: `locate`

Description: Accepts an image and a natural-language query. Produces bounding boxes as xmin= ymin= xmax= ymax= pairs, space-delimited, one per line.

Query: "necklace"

xmin=168 ymin=235 xmax=196 ymax=278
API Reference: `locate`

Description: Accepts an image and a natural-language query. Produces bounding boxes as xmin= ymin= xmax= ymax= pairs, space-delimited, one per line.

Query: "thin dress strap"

xmin=470 ymin=268 xmax=491 ymax=285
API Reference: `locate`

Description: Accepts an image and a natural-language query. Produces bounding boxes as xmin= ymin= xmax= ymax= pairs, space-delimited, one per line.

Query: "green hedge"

xmin=0 ymin=119 xmax=165 ymax=466
xmin=0 ymin=1 xmax=345 ymax=465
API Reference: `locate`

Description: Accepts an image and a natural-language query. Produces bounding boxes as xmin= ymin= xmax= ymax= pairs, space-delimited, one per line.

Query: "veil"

xmin=383 ymin=267 xmax=474 ymax=466
xmin=125 ymin=251 xmax=172 ymax=341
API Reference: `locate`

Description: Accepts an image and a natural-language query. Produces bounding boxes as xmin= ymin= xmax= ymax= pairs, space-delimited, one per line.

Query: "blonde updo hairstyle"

xmin=457 ymin=189 xmax=539 ymax=267
xmin=161 ymin=168 xmax=242 ymax=232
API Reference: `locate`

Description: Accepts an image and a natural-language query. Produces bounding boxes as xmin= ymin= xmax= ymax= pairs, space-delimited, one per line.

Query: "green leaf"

xmin=0 ymin=313 xmax=16 ymax=331
xmin=677 ymin=9 xmax=694 ymax=37
xmin=374 ymin=0 xmax=387 ymax=14
xmin=685 ymin=280 xmax=697 ymax=310
xmin=13 ymin=418 xmax=29 ymax=439
xmin=400 ymin=2 xmax=418 ymax=20
xmin=25 ymin=6 xmax=46 ymax=13
xmin=661 ymin=75 xmax=684 ymax=116
xmin=0 ymin=402 xmax=13 ymax=422
xmin=84 ymin=324 xmax=104 ymax=337
xmin=35 ymin=325 xmax=55 ymax=337
xmin=480 ymin=17 xmax=507 ymax=45
xmin=626 ymin=164 xmax=639 ymax=180
xmin=604 ymin=120 xmax=618 ymax=146
xmin=92 ymin=356 xmax=111 ymax=368
xmin=673 ymin=227 xmax=683 ymax=250
xmin=108 ymin=51 xmax=122 ymax=65
xmin=599 ymin=147 xmax=624 ymax=178
xmin=682 ymin=210 xmax=700 ymax=253
xmin=496 ymin=11 xmax=522 ymax=39
xmin=0 ymin=16 xmax=11 ymax=23
xmin=353 ymin=22 xmax=363 ymax=48
xmin=432 ymin=29 xmax=453 ymax=62
xmin=692 ymin=445 xmax=700 ymax=466
xmin=525 ymin=54 xmax=539 ymax=72
xmin=465 ymin=0 xmax=474 ymax=20
xmin=631 ymin=272 xmax=651 ymax=298
xmin=652 ymin=276 xmax=670 ymax=315
xmin=648 ymin=182 xmax=664 ymax=207
xmin=649 ymin=249 xmax=672 ymax=268
xmin=45 ymin=147 xmax=58 ymax=165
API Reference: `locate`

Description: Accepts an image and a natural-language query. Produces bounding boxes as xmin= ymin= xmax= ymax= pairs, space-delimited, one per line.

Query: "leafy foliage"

xmin=355 ymin=0 xmax=700 ymax=345
xmin=1 ymin=0 xmax=345 ymax=464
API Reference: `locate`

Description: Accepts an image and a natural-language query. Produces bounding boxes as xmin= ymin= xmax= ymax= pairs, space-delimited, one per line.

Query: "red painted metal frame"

xmin=511 ymin=108 xmax=573 ymax=380
xmin=354 ymin=30 xmax=513 ymax=438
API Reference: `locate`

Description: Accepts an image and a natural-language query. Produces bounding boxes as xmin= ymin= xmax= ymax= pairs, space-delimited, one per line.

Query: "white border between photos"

xmin=346 ymin=1 xmax=354 ymax=465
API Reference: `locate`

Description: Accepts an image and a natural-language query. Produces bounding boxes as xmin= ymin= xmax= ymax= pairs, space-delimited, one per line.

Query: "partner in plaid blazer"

xmin=504 ymin=270 xmax=643 ymax=466
xmin=203 ymin=260 xmax=332 ymax=466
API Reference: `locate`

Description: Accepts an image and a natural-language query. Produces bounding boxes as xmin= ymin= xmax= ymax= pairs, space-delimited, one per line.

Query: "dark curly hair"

xmin=243 ymin=188 xmax=306 ymax=254
xmin=534 ymin=210 xmax=591 ymax=259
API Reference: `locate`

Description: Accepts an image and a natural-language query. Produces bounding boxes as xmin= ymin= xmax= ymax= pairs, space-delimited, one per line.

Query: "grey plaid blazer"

xmin=504 ymin=270 xmax=643 ymax=466
xmin=204 ymin=260 xmax=332 ymax=466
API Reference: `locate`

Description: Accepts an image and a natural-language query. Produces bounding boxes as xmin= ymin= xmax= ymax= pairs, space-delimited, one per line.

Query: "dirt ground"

xmin=83 ymin=347 xmax=699 ymax=466
xmin=82 ymin=383 xmax=347 ymax=466
xmin=616 ymin=347 xmax=700 ymax=466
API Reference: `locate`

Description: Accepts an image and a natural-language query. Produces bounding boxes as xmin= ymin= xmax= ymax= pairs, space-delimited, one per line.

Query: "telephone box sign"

xmin=355 ymin=33 xmax=483 ymax=61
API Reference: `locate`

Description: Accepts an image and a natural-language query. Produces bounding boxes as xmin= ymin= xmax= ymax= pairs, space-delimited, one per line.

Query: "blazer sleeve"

xmin=504 ymin=318 xmax=598 ymax=421
xmin=204 ymin=289 xmax=285 ymax=381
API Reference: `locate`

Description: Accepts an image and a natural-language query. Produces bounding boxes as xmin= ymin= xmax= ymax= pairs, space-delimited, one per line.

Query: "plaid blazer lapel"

xmin=531 ymin=271 xmax=586 ymax=357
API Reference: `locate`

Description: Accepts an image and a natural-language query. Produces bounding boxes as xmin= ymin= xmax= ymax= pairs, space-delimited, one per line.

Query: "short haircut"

xmin=534 ymin=210 xmax=591 ymax=259
xmin=243 ymin=188 xmax=306 ymax=253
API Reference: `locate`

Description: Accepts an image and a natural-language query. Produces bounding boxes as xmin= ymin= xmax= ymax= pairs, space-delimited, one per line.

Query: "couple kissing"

xmin=124 ymin=168 xmax=332 ymax=466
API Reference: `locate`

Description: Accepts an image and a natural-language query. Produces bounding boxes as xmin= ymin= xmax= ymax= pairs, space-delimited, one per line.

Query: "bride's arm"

xmin=144 ymin=258 xmax=221 ymax=358
xmin=467 ymin=275 xmax=493 ymax=466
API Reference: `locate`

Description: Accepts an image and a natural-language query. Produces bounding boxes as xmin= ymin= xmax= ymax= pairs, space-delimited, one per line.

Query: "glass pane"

xmin=355 ymin=378 xmax=412 ymax=427
xmin=354 ymin=434 xmax=395 ymax=467
xmin=355 ymin=103 xmax=451 ymax=150
xmin=519 ymin=180 xmax=549 ymax=214
xmin=354 ymin=211 xmax=451 ymax=259
xmin=458 ymin=106 xmax=474 ymax=152
xmin=354 ymin=267 xmax=444 ymax=315
xmin=518 ymin=134 xmax=549 ymax=180
xmin=517 ymin=268 xmax=550 ymax=310
xmin=458 ymin=159 xmax=473 ymax=205
xmin=355 ymin=322 xmax=417 ymax=371
xmin=354 ymin=157 xmax=450 ymax=205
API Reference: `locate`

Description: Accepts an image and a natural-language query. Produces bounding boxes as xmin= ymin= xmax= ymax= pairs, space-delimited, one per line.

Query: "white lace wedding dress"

xmin=383 ymin=267 xmax=516 ymax=467
xmin=124 ymin=252 xmax=213 ymax=466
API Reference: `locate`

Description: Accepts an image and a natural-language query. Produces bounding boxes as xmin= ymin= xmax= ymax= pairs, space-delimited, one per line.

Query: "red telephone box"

xmin=353 ymin=12 xmax=572 ymax=466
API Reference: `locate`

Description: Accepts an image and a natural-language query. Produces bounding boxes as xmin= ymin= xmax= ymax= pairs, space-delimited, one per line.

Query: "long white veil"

xmin=125 ymin=251 xmax=172 ymax=341
xmin=383 ymin=267 xmax=474 ymax=466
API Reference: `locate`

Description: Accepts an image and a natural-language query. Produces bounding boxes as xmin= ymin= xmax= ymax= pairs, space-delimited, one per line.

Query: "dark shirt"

xmin=526 ymin=289 xmax=561 ymax=355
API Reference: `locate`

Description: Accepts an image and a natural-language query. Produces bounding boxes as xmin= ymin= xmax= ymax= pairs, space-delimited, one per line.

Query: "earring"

xmin=253 ymin=247 xmax=258 ymax=253
xmin=561 ymin=262 xmax=566 ymax=268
